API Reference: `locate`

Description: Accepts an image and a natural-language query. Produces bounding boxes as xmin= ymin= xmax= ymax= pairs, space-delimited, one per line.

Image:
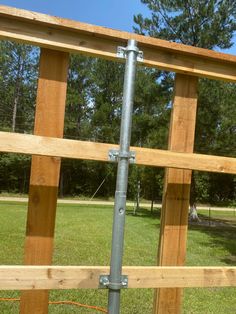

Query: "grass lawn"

xmin=0 ymin=201 xmax=235 ymax=313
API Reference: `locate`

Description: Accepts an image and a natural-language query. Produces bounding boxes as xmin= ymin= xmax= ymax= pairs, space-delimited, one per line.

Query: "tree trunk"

xmin=134 ymin=180 xmax=140 ymax=215
xmin=189 ymin=203 xmax=200 ymax=222
xmin=12 ymin=87 xmax=20 ymax=132
xmin=151 ymin=187 xmax=154 ymax=214
xmin=12 ymin=53 xmax=22 ymax=132
xmin=59 ymin=170 xmax=64 ymax=198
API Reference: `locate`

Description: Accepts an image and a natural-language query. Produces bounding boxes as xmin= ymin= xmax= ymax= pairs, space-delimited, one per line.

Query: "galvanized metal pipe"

xmin=108 ymin=39 xmax=139 ymax=314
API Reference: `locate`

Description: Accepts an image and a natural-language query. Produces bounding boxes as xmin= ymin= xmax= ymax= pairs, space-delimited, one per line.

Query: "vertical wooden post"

xmin=20 ymin=49 xmax=69 ymax=314
xmin=153 ymin=74 xmax=198 ymax=314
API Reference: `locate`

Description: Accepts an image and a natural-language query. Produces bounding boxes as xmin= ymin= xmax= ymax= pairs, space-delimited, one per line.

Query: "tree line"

xmin=0 ymin=0 xmax=235 ymax=205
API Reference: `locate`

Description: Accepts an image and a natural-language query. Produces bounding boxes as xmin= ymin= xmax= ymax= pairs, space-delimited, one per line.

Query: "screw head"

xmin=100 ymin=276 xmax=109 ymax=286
xmin=122 ymin=278 xmax=128 ymax=286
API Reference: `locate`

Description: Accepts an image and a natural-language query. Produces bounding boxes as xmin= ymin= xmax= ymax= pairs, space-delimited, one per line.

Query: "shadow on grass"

xmin=126 ymin=206 xmax=236 ymax=265
xmin=126 ymin=206 xmax=161 ymax=219
xmin=189 ymin=214 xmax=236 ymax=265
xmin=126 ymin=206 xmax=161 ymax=229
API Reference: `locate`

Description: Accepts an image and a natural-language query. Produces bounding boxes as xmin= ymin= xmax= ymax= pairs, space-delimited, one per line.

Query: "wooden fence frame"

xmin=0 ymin=5 xmax=235 ymax=314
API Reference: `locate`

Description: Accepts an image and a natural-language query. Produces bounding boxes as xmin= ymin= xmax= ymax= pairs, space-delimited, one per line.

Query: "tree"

xmin=134 ymin=0 xmax=236 ymax=49
xmin=134 ymin=0 xmax=236 ymax=206
xmin=65 ymin=54 xmax=94 ymax=141
xmin=195 ymin=79 xmax=236 ymax=204
xmin=88 ymin=59 xmax=124 ymax=143
xmin=0 ymin=41 xmax=38 ymax=133
xmin=62 ymin=55 xmax=171 ymax=199
xmin=0 ymin=41 xmax=38 ymax=195
xmin=129 ymin=67 xmax=171 ymax=204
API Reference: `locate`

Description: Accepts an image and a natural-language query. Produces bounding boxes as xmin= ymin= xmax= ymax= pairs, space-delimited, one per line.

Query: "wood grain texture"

xmin=0 ymin=131 xmax=235 ymax=174
xmin=20 ymin=49 xmax=69 ymax=314
xmin=1 ymin=5 xmax=236 ymax=63
xmin=154 ymin=74 xmax=198 ymax=314
xmin=0 ymin=266 xmax=236 ymax=290
xmin=0 ymin=6 xmax=236 ymax=81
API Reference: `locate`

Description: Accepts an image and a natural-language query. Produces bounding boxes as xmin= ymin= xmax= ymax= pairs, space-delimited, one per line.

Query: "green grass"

xmin=0 ymin=201 xmax=235 ymax=313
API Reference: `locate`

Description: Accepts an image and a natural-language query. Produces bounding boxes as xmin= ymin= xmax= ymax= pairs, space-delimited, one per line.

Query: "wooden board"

xmin=0 ymin=5 xmax=236 ymax=82
xmin=1 ymin=5 xmax=236 ymax=63
xmin=154 ymin=74 xmax=198 ymax=314
xmin=0 ymin=266 xmax=235 ymax=290
xmin=20 ymin=49 xmax=69 ymax=314
xmin=0 ymin=131 xmax=235 ymax=174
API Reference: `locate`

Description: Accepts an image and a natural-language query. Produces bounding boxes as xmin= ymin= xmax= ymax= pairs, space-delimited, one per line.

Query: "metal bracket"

xmin=99 ymin=275 xmax=128 ymax=289
xmin=117 ymin=46 xmax=143 ymax=62
xmin=108 ymin=149 xmax=136 ymax=163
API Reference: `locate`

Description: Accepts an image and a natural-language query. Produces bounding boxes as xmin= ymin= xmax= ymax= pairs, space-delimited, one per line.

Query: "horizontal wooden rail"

xmin=0 ymin=6 xmax=236 ymax=82
xmin=0 ymin=132 xmax=235 ymax=174
xmin=0 ymin=266 xmax=235 ymax=290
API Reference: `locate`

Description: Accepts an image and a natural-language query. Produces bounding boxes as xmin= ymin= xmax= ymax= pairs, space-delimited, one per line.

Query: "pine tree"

xmin=134 ymin=0 xmax=236 ymax=48
xmin=0 ymin=41 xmax=38 ymax=133
xmin=134 ymin=0 xmax=236 ymax=205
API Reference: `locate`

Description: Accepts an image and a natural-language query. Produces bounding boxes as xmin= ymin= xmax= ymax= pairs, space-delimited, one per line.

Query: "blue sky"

xmin=1 ymin=0 xmax=235 ymax=55
xmin=0 ymin=0 xmax=150 ymax=32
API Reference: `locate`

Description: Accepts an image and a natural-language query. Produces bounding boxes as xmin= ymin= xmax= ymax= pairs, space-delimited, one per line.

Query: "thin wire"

xmin=0 ymin=297 xmax=108 ymax=313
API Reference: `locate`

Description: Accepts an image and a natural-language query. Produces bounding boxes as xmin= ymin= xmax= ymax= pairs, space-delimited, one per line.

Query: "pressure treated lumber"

xmin=154 ymin=74 xmax=198 ymax=314
xmin=0 ymin=266 xmax=236 ymax=290
xmin=0 ymin=131 xmax=235 ymax=175
xmin=20 ymin=49 xmax=69 ymax=314
xmin=0 ymin=6 xmax=236 ymax=82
